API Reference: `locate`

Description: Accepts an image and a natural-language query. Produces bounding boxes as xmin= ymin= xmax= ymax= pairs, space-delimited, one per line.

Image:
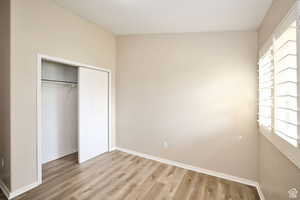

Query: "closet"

xmin=40 ymin=59 xmax=109 ymax=172
xmin=42 ymin=61 xmax=78 ymax=163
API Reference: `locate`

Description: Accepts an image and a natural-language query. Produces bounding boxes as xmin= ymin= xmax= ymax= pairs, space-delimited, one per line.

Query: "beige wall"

xmin=117 ymin=32 xmax=258 ymax=180
xmin=258 ymin=0 xmax=296 ymax=47
xmin=10 ymin=0 xmax=116 ymax=191
xmin=0 ymin=0 xmax=11 ymax=189
xmin=258 ymin=0 xmax=300 ymax=199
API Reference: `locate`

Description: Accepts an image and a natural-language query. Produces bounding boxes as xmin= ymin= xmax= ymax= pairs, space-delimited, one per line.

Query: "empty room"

xmin=0 ymin=0 xmax=300 ymax=199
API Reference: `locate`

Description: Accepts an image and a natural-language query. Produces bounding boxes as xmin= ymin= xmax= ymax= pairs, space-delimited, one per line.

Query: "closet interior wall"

xmin=41 ymin=61 xmax=78 ymax=164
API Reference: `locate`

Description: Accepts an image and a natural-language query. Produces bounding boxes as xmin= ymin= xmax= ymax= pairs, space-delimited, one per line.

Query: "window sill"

xmin=260 ymin=126 xmax=300 ymax=169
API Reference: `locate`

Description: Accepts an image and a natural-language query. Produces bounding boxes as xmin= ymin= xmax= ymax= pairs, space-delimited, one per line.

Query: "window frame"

xmin=259 ymin=2 xmax=300 ymax=168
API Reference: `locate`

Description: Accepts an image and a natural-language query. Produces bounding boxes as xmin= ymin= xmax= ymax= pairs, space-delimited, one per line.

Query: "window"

xmin=258 ymin=4 xmax=300 ymax=168
xmin=274 ymin=21 xmax=298 ymax=147
xmin=258 ymin=48 xmax=274 ymax=129
xmin=258 ymin=20 xmax=299 ymax=148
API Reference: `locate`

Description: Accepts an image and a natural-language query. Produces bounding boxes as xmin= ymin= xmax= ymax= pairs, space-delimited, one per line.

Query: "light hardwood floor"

xmin=1 ymin=151 xmax=260 ymax=200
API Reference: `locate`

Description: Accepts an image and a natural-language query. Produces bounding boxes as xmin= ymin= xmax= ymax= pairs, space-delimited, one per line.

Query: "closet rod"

xmin=41 ymin=79 xmax=78 ymax=85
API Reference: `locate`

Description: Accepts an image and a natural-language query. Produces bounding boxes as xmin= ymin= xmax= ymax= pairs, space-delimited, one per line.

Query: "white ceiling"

xmin=56 ymin=0 xmax=272 ymax=35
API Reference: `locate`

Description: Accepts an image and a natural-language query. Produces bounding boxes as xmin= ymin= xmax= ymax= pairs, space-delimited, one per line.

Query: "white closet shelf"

xmin=41 ymin=79 xmax=78 ymax=85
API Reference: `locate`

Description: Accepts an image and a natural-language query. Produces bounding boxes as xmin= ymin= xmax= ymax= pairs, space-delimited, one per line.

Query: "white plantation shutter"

xmin=258 ymin=3 xmax=300 ymax=168
xmin=258 ymin=49 xmax=274 ymax=129
xmin=274 ymin=21 xmax=299 ymax=147
xmin=258 ymin=19 xmax=299 ymax=148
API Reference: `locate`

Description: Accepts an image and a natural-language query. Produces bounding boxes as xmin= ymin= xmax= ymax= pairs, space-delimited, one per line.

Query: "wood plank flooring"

xmin=0 ymin=151 xmax=260 ymax=200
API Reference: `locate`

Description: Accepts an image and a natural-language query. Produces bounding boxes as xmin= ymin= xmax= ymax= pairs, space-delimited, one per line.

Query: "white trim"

xmin=37 ymin=55 xmax=42 ymax=185
xmin=42 ymin=150 xmax=78 ymax=164
xmin=0 ymin=179 xmax=39 ymax=200
xmin=0 ymin=179 xmax=10 ymax=199
xmin=259 ymin=36 xmax=273 ymax=57
xmin=260 ymin=127 xmax=300 ymax=168
xmin=9 ymin=182 xmax=39 ymax=199
xmin=256 ymin=184 xmax=266 ymax=200
xmin=38 ymin=54 xmax=111 ymax=73
xmin=36 ymin=54 xmax=113 ymax=186
xmin=115 ymin=147 xmax=259 ymax=187
xmin=108 ymin=69 xmax=113 ymax=151
xmin=273 ymin=2 xmax=296 ymax=39
xmin=2 ymin=153 xmax=266 ymax=200
xmin=260 ymin=2 xmax=297 ymax=53
xmin=297 ymin=0 xmax=300 ymax=154
xmin=109 ymin=146 xmax=117 ymax=152
xmin=0 ymin=153 xmax=265 ymax=200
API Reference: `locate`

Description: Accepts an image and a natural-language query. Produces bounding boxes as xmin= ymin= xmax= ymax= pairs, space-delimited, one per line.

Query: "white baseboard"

xmin=2 ymin=147 xmax=265 ymax=200
xmin=115 ymin=147 xmax=265 ymax=200
xmin=0 ymin=178 xmax=40 ymax=200
xmin=109 ymin=146 xmax=117 ymax=152
xmin=256 ymin=184 xmax=266 ymax=200
xmin=0 ymin=179 xmax=10 ymax=199
xmin=2 ymin=149 xmax=115 ymax=199
xmin=43 ymin=150 xmax=78 ymax=164
xmin=9 ymin=182 xmax=40 ymax=199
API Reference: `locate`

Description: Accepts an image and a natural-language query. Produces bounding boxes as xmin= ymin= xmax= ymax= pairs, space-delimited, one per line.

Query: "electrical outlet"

xmin=163 ymin=141 xmax=169 ymax=149
xmin=288 ymin=188 xmax=298 ymax=199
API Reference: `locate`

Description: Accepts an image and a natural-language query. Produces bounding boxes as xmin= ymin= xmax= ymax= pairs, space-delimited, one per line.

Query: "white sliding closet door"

xmin=78 ymin=68 xmax=109 ymax=163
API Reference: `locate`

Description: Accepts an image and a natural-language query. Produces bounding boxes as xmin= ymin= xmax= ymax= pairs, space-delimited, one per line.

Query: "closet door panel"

xmin=78 ymin=68 xmax=109 ymax=163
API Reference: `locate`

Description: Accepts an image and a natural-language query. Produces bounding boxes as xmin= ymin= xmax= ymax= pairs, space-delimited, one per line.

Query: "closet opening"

xmin=37 ymin=55 xmax=112 ymax=184
xmin=41 ymin=60 xmax=79 ymax=180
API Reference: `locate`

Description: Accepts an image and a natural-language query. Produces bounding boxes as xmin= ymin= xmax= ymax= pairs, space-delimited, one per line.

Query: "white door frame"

xmin=36 ymin=54 xmax=113 ymax=184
